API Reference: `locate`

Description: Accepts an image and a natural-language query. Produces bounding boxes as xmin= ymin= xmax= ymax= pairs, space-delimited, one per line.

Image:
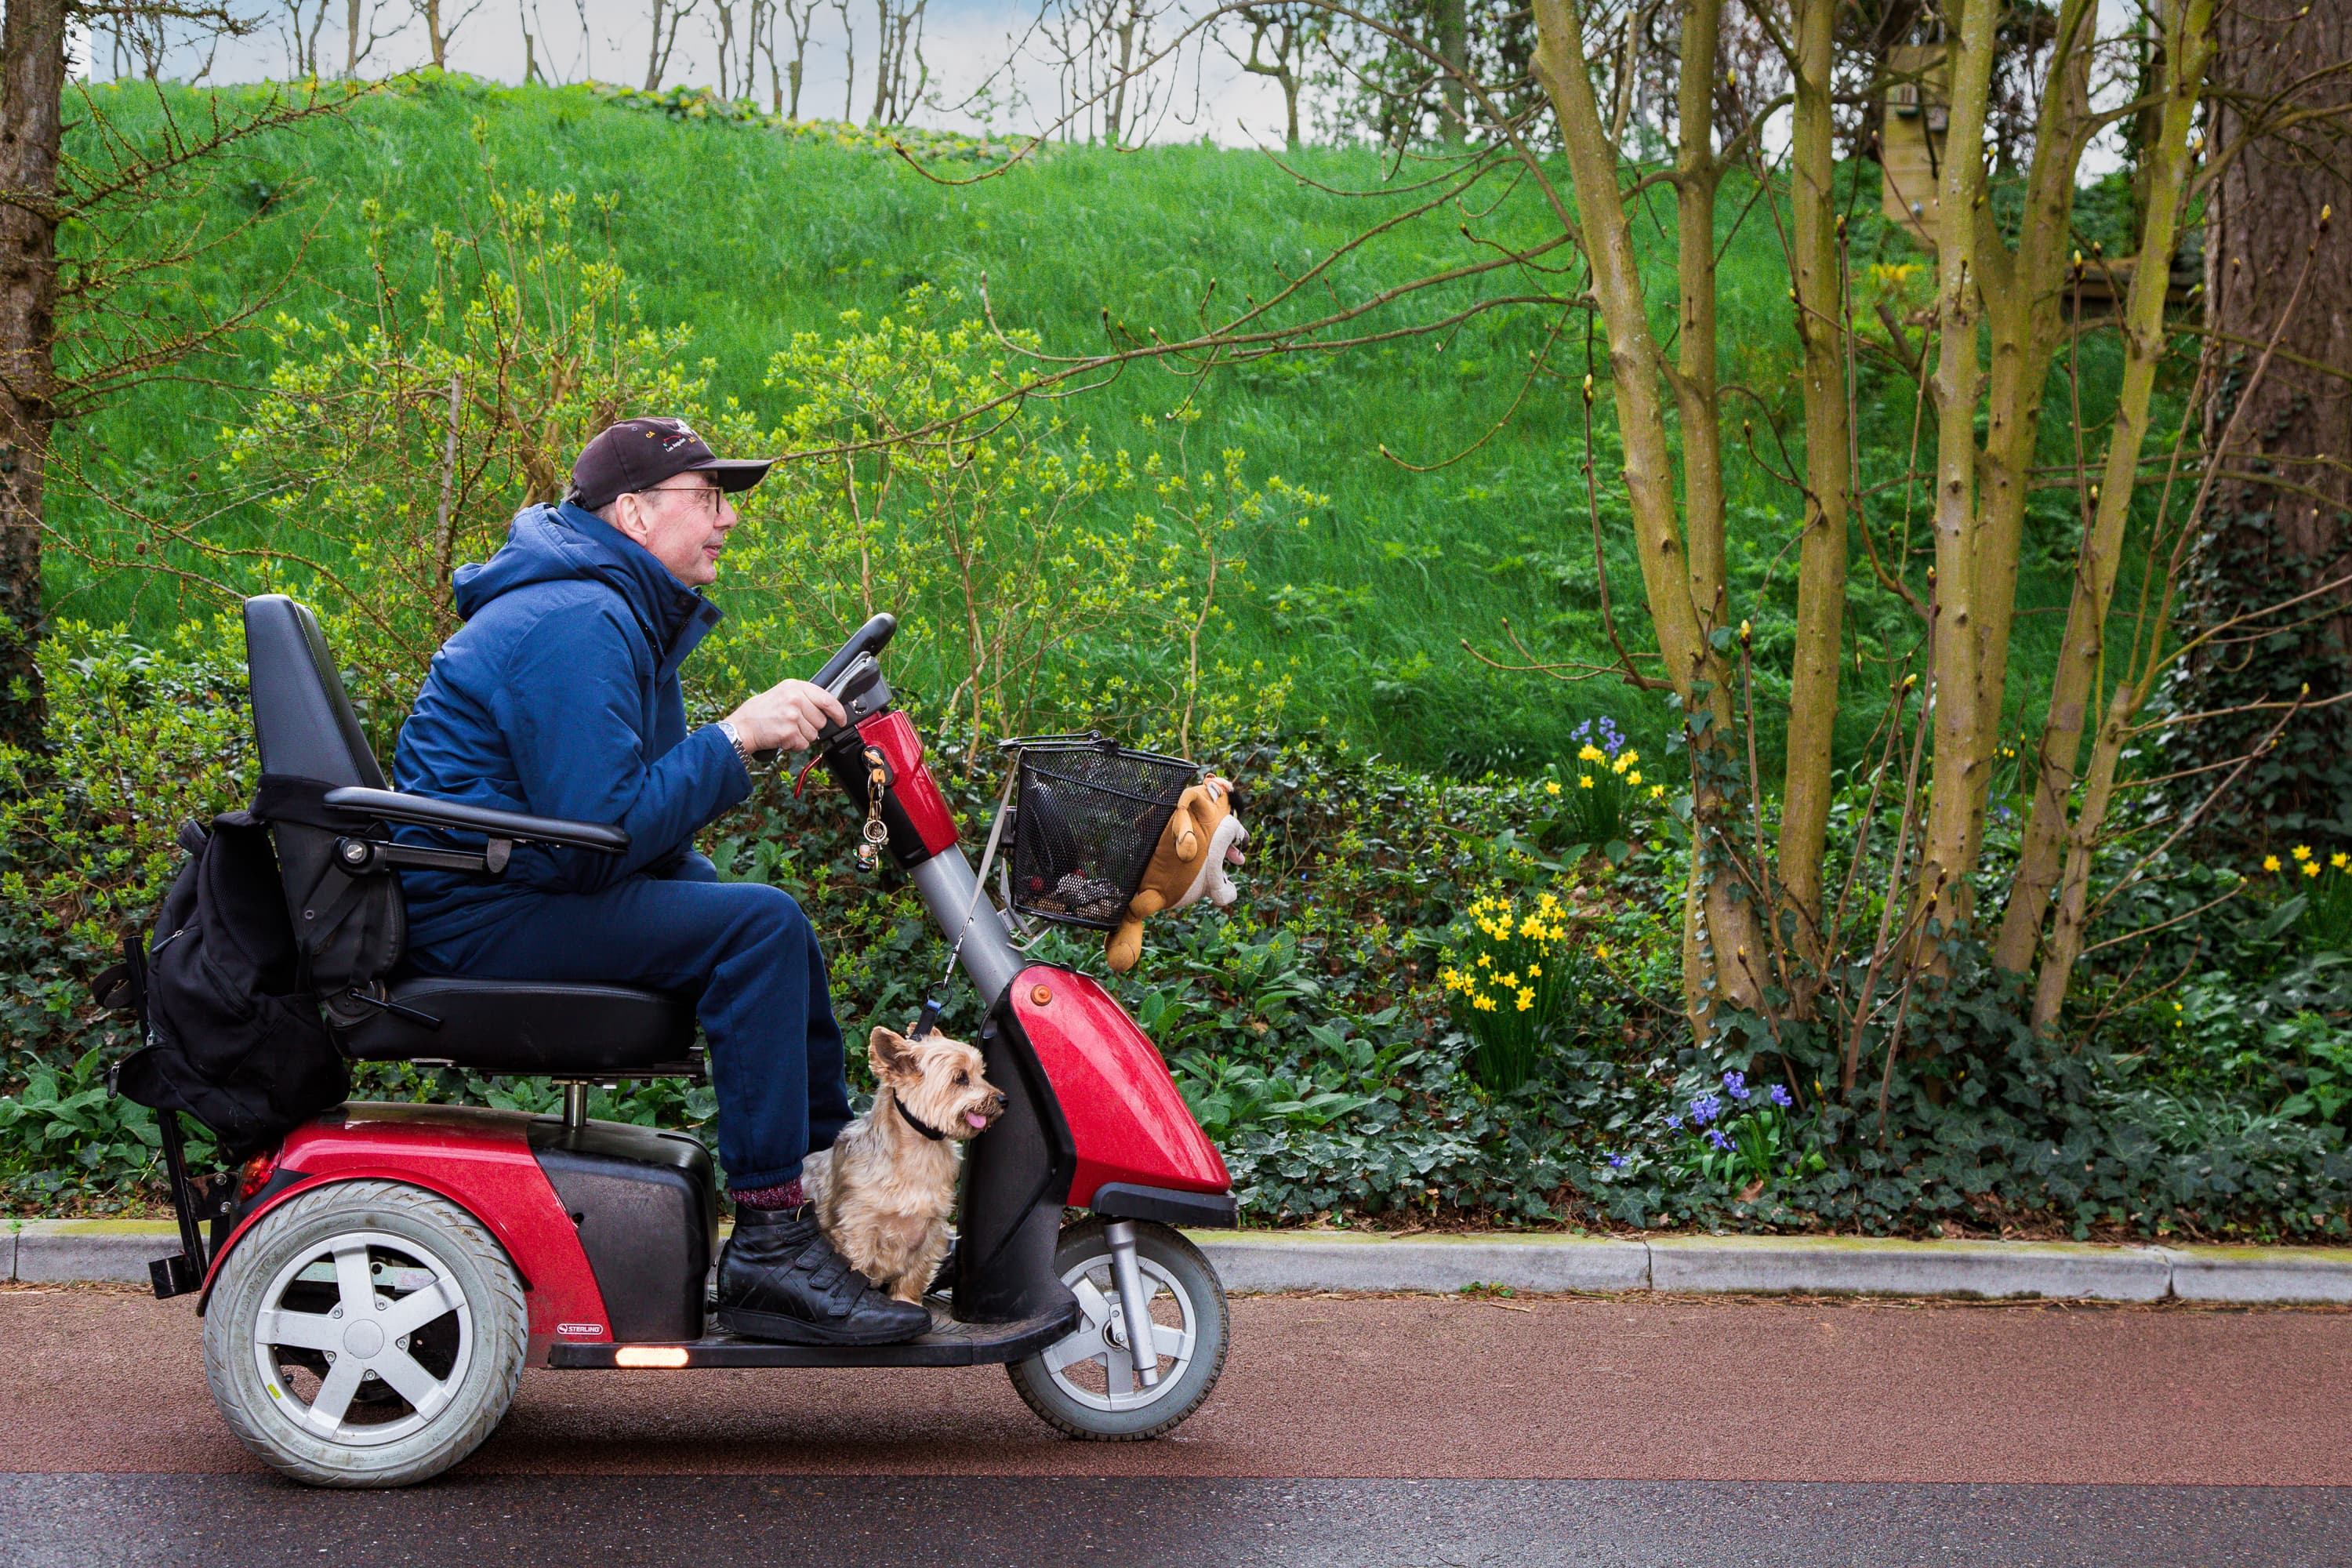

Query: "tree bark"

xmin=2172 ymin=0 xmax=2352 ymax=829
xmin=1914 ymin=0 xmax=1999 ymax=944
xmin=1996 ymin=0 xmax=2212 ymax=975
xmin=1777 ymin=0 xmax=1849 ymax=978
xmin=0 ymin=0 xmax=64 ymax=752
xmin=1530 ymin=0 xmax=1765 ymax=1025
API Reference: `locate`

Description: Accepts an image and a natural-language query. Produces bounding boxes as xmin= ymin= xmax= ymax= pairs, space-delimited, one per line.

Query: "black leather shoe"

xmin=715 ymin=1203 xmax=931 ymax=1346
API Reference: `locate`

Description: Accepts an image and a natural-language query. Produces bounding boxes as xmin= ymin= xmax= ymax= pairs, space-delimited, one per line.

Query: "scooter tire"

xmin=203 ymin=1178 xmax=528 ymax=1488
xmin=1007 ymin=1218 xmax=1229 ymax=1441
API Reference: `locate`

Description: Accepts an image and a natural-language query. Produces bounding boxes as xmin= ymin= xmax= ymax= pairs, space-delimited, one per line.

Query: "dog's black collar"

xmin=893 ymin=1095 xmax=949 ymax=1142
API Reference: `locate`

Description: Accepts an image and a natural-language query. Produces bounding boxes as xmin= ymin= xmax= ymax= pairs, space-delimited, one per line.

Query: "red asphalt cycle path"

xmin=5 ymin=1286 xmax=2348 ymax=1486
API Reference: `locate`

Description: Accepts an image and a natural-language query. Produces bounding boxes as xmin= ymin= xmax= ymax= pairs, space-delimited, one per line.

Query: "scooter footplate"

xmin=546 ymin=1301 xmax=1081 ymax=1369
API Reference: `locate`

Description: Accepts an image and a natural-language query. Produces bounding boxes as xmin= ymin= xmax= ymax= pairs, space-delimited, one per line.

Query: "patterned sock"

xmin=731 ymin=1178 xmax=805 ymax=1211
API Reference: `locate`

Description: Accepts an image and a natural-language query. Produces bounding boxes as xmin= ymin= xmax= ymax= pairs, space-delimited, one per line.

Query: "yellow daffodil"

xmin=1475 ymin=954 xmax=1491 ymax=967
xmin=1612 ymin=755 xmax=1629 ymax=774
xmin=1578 ymin=743 xmax=1606 ymax=764
xmin=1627 ymin=771 xmax=1642 ymax=786
xmin=1649 ymin=785 xmax=1666 ymax=800
xmin=1497 ymin=971 xmax=1516 ymax=986
xmin=1621 ymin=750 xmax=1638 ymax=765
xmin=2292 ymin=844 xmax=2314 ymax=862
xmin=2303 ymin=861 xmax=2323 ymax=879
xmin=2263 ymin=855 xmax=2282 ymax=873
xmin=1594 ymin=942 xmax=1610 ymax=960
xmin=1472 ymin=994 xmax=1497 ymax=1012
xmin=1515 ymin=989 xmax=1535 ymax=1011
xmin=1578 ymin=776 xmax=1595 ymax=790
xmin=2334 ymin=852 xmax=2350 ymax=870
xmin=1545 ymin=779 xmax=1563 ymax=796
xmin=1526 ymin=962 xmax=1542 ymax=977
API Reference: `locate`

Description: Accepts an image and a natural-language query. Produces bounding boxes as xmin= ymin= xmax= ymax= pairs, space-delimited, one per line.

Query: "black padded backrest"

xmin=244 ymin=595 xmax=386 ymax=789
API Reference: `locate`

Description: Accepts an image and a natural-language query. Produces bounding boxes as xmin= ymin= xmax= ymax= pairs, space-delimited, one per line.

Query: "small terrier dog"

xmin=803 ymin=1025 xmax=1005 ymax=1303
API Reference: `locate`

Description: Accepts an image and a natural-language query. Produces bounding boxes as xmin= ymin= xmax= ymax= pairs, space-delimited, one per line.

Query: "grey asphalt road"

xmin=6 ymin=1284 xmax=2351 ymax=1566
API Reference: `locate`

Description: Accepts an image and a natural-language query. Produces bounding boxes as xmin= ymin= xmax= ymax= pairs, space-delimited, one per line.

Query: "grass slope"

xmin=53 ymin=78 xmax=2111 ymax=774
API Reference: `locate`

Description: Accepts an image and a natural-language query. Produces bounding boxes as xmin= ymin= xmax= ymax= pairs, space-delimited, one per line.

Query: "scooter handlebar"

xmin=811 ymin=612 xmax=897 ymax=691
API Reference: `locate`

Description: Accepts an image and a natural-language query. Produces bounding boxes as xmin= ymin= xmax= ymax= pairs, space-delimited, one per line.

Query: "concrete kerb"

xmin=13 ymin=1218 xmax=2352 ymax=1303
xmin=9 ymin=1219 xmax=182 ymax=1286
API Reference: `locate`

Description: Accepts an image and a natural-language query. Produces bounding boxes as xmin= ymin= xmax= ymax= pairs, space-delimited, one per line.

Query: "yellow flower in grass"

xmin=1612 ymin=755 xmax=1629 ymax=775
xmin=1526 ymin=962 xmax=1542 ymax=978
xmin=1650 ymin=785 xmax=1666 ymax=800
xmin=1621 ymin=750 xmax=1638 ymax=766
xmin=2335 ymin=852 xmax=2350 ymax=870
xmin=1475 ymin=953 xmax=1492 ymax=968
xmin=1594 ymin=942 xmax=1611 ymax=960
xmin=2293 ymin=844 xmax=2314 ymax=862
xmin=1545 ymin=779 xmax=1563 ymax=796
xmin=1627 ymin=771 xmax=1643 ymax=786
xmin=1472 ymin=993 xmax=1497 ymax=1012
xmin=1578 ymin=743 xmax=1606 ymax=764
xmin=1538 ymin=893 xmax=1560 ymax=910
xmin=2263 ymin=855 xmax=2282 ymax=873
xmin=1515 ymin=988 xmax=1536 ymax=1011
xmin=2304 ymin=861 xmax=2323 ymax=879
xmin=1497 ymin=972 xmax=1517 ymax=987
xmin=1578 ymin=776 xmax=1595 ymax=790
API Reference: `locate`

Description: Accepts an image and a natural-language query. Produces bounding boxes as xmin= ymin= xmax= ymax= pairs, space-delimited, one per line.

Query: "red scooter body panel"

xmin=1009 ymin=966 xmax=1231 ymax=1204
xmin=858 ymin=710 xmax=960 ymax=857
xmin=202 ymin=1104 xmax=612 ymax=1367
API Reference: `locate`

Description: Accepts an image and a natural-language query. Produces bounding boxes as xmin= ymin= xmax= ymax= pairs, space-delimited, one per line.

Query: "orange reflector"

xmin=614 ymin=1347 xmax=690 ymax=1369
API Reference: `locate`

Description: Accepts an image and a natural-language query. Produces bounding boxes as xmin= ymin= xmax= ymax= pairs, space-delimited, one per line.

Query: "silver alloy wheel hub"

xmin=249 ymin=1229 xmax=474 ymax=1447
xmin=1040 ymin=1249 xmax=1198 ymax=1414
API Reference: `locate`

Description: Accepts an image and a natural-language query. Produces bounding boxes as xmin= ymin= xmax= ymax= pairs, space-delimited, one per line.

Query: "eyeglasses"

xmin=641 ymin=483 xmax=724 ymax=514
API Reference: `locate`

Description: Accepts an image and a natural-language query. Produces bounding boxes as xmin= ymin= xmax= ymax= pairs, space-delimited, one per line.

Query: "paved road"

xmin=5 ymin=1284 xmax=2351 ymax=1565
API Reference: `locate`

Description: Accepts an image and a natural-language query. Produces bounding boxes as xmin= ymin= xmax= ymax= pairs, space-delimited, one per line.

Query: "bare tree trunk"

xmin=0 ymin=0 xmax=64 ymax=751
xmin=1914 ymin=0 xmax=2000 ymax=942
xmin=1778 ymin=0 xmax=1850 ymax=980
xmin=2169 ymin=0 xmax=2352 ymax=829
xmin=1996 ymin=0 xmax=2212 ymax=975
xmin=1530 ymin=0 xmax=1764 ymax=1024
xmin=420 ymin=0 xmax=447 ymax=66
xmin=834 ymin=0 xmax=855 ymax=119
xmin=1433 ymin=0 xmax=1466 ymax=141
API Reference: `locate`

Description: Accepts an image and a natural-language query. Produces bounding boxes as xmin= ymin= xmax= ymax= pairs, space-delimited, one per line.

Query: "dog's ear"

xmin=869 ymin=1026 xmax=916 ymax=1080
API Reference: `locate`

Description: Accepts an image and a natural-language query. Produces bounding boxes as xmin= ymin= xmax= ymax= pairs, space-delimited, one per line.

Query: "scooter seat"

xmin=339 ymin=975 xmax=702 ymax=1077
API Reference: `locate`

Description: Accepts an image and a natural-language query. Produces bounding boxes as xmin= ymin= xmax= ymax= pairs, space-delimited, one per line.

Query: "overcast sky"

xmin=76 ymin=0 xmax=1306 ymax=147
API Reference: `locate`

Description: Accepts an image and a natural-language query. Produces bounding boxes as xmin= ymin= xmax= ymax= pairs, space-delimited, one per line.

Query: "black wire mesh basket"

xmin=998 ymin=733 xmax=1199 ymax=930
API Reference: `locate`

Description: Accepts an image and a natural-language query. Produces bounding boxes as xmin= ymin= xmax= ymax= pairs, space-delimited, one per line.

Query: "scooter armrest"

xmin=321 ymin=786 xmax=631 ymax=855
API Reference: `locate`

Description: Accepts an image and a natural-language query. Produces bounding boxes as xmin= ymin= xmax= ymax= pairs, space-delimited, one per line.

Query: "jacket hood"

xmin=454 ymin=501 xmax=721 ymax=673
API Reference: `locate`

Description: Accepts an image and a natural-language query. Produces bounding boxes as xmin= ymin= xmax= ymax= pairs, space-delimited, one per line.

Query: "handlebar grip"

xmin=811 ymin=613 xmax=897 ymax=690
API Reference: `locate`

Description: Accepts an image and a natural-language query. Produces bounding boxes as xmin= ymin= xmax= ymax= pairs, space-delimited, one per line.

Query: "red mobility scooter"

xmin=133 ymin=596 xmax=1237 ymax=1487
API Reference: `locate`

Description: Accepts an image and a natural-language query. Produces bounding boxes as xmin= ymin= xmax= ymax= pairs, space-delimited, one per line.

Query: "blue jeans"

xmin=405 ymin=854 xmax=851 ymax=1190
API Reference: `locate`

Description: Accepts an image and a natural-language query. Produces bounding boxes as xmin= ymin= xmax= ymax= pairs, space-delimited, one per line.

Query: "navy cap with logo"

xmin=567 ymin=417 xmax=774 ymax=512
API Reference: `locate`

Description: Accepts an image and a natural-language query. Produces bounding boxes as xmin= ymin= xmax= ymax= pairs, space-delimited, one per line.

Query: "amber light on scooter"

xmin=613 ymin=1347 xmax=691 ymax=1368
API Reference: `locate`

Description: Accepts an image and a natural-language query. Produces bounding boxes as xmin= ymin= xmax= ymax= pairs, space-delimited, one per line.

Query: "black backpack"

xmin=107 ymin=811 xmax=355 ymax=1156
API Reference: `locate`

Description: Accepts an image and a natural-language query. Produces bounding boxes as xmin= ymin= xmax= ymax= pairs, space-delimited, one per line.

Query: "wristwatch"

xmin=716 ymin=719 xmax=755 ymax=773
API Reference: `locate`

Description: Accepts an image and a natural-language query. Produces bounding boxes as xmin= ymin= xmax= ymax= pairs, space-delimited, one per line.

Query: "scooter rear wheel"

xmin=1007 ymin=1218 xmax=1229 ymax=1440
xmin=202 ymin=1179 xmax=528 ymax=1488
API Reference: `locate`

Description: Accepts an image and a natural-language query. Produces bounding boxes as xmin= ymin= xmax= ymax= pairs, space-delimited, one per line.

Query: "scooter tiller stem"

xmin=934 ymin=762 xmax=1019 ymax=993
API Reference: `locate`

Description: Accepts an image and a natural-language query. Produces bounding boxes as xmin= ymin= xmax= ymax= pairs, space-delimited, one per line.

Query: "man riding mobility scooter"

xmin=114 ymin=595 xmax=1238 ymax=1487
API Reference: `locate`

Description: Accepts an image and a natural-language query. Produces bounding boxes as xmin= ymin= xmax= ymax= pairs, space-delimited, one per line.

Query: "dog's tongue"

xmin=965 ymin=1112 xmax=990 ymax=1130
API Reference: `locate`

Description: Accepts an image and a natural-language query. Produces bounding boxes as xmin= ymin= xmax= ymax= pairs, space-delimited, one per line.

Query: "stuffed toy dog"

xmin=1105 ymin=775 xmax=1247 ymax=973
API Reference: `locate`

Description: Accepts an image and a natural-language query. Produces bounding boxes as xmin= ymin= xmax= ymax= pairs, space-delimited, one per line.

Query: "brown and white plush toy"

xmin=1104 ymin=775 xmax=1247 ymax=973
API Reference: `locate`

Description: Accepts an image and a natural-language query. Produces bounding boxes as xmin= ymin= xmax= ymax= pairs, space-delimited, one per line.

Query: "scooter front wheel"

xmin=202 ymin=1178 xmax=528 ymax=1488
xmin=1007 ymin=1217 xmax=1229 ymax=1440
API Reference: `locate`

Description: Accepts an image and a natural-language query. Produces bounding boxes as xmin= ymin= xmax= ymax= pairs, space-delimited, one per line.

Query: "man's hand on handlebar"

xmin=728 ymin=678 xmax=848 ymax=754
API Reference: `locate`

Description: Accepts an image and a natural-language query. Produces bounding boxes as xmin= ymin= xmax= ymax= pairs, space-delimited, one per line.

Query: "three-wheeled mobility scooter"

xmin=122 ymin=594 xmax=1239 ymax=1487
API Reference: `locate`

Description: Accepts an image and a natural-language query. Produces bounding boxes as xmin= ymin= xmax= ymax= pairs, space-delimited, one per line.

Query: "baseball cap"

xmin=567 ymin=417 xmax=774 ymax=511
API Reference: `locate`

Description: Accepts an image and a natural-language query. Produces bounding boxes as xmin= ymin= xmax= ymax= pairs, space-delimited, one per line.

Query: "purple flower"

xmin=1722 ymin=1070 xmax=1749 ymax=1100
xmin=1769 ymin=1083 xmax=1793 ymax=1108
xmin=1606 ymin=1153 xmax=1628 ymax=1169
xmin=1705 ymin=1128 xmax=1730 ymax=1150
xmin=1665 ymin=1113 xmax=1684 ymax=1131
xmin=1690 ymin=1093 xmax=1722 ymax=1126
